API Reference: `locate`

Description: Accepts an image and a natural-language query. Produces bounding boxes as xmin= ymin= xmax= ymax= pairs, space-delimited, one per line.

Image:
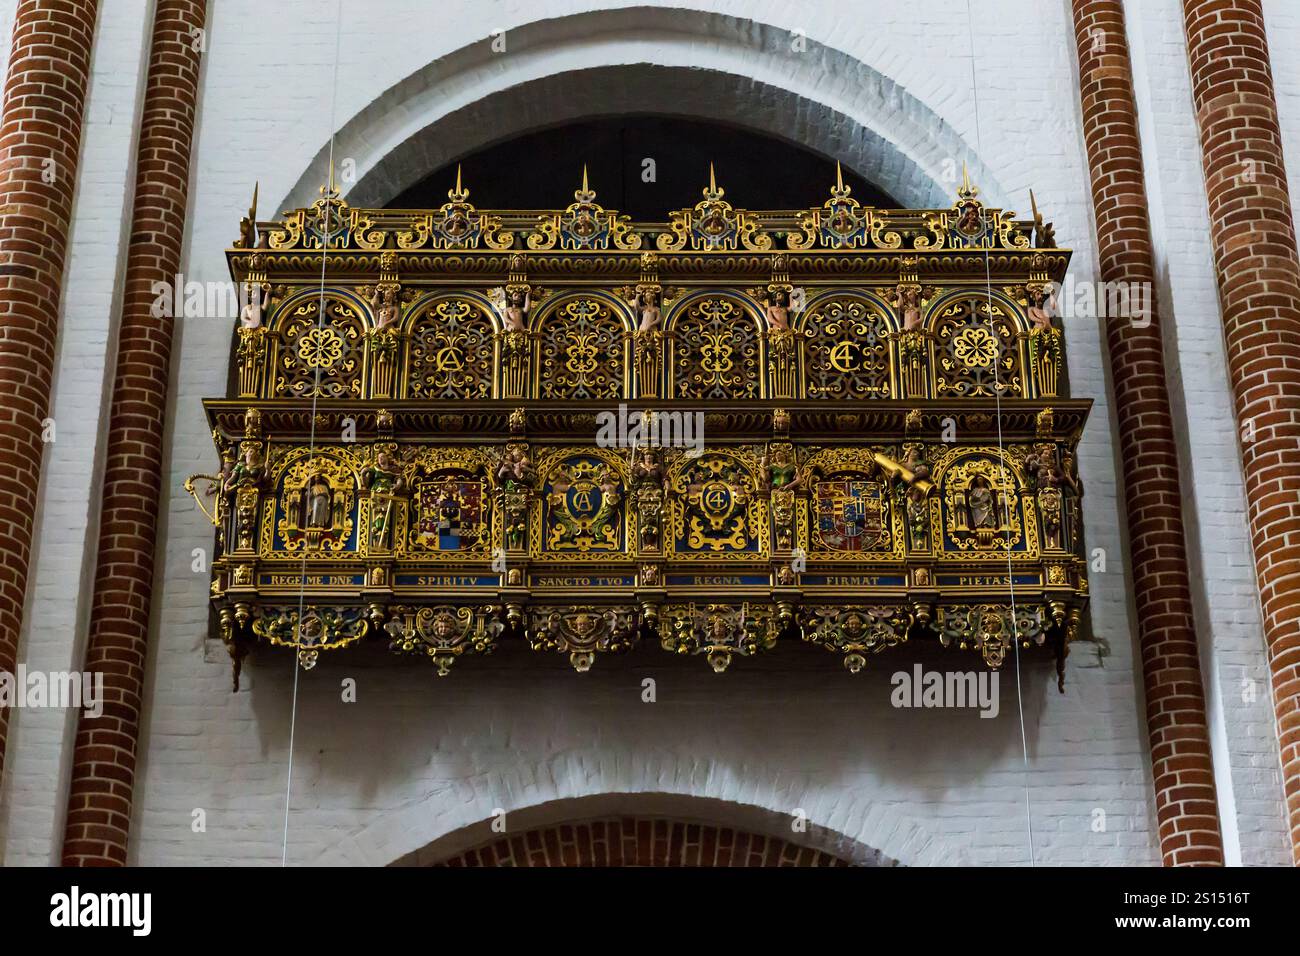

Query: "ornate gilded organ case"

xmin=191 ymin=166 xmax=1089 ymax=688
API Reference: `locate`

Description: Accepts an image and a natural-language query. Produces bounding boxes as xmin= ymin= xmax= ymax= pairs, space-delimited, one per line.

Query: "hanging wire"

xmin=283 ymin=0 xmax=347 ymax=868
xmin=964 ymin=0 xmax=1036 ymax=866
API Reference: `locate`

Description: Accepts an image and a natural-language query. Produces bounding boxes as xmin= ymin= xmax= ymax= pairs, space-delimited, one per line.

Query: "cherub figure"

xmin=597 ymin=464 xmax=621 ymax=504
xmin=495 ymin=444 xmax=534 ymax=488
xmin=239 ymin=282 xmax=270 ymax=329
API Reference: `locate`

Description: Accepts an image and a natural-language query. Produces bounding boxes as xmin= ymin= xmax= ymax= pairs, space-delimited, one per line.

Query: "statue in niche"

xmin=966 ymin=477 xmax=996 ymax=530
xmin=573 ymin=205 xmax=598 ymax=240
xmin=701 ymin=205 xmax=728 ymax=238
xmin=239 ymin=282 xmax=270 ymax=329
xmin=956 ymin=199 xmax=982 ymax=234
xmin=304 ymin=473 xmax=333 ymax=530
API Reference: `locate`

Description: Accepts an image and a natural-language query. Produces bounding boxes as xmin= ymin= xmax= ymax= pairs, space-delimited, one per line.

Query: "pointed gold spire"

xmin=449 ymin=163 xmax=469 ymax=203
xmin=958 ymin=161 xmax=979 ymax=201
xmin=573 ymin=163 xmax=597 ymax=204
xmin=703 ymin=162 xmax=724 ymax=200
xmin=830 ymin=161 xmax=852 ymax=200
xmin=250 ymin=181 xmax=259 ymax=220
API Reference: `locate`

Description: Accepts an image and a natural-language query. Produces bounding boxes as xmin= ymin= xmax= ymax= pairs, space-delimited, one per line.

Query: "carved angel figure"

xmin=495 ymin=444 xmax=534 ymax=489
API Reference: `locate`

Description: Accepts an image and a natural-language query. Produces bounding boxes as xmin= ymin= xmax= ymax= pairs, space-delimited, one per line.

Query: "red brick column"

xmin=1071 ymin=0 xmax=1224 ymax=866
xmin=62 ymin=0 xmax=205 ymax=866
xmin=1183 ymin=0 xmax=1300 ymax=864
xmin=0 ymin=0 xmax=98 ymax=776
xmin=434 ymin=819 xmax=854 ymax=867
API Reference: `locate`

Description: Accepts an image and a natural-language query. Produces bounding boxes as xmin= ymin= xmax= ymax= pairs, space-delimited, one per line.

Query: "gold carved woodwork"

xmin=195 ymin=164 xmax=1088 ymax=689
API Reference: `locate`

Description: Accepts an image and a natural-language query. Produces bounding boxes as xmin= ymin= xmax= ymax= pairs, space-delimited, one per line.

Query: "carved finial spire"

xmin=958 ymin=161 xmax=979 ymax=201
xmin=574 ymin=163 xmax=596 ymax=203
xmin=250 ymin=181 xmax=259 ymax=221
xmin=703 ymin=162 xmax=724 ymax=200
xmin=320 ymin=159 xmax=339 ymax=199
xmin=830 ymin=161 xmax=851 ymax=200
xmin=449 ymin=163 xmax=469 ymax=203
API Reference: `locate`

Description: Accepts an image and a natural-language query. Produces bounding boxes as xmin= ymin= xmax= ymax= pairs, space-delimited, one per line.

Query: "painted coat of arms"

xmin=815 ymin=479 xmax=886 ymax=552
xmin=413 ymin=478 xmax=484 ymax=551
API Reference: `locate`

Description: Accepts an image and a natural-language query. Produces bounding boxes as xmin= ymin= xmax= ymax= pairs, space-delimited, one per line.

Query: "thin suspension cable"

xmin=283 ymin=0 xmax=346 ymax=867
xmin=964 ymin=0 xmax=1035 ymax=867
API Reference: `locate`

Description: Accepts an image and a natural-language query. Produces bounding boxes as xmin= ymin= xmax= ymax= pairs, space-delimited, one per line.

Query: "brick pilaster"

xmin=1182 ymin=0 xmax=1300 ymax=864
xmin=0 ymin=0 xmax=98 ymax=777
xmin=61 ymin=0 xmax=205 ymax=866
xmin=1070 ymin=0 xmax=1224 ymax=865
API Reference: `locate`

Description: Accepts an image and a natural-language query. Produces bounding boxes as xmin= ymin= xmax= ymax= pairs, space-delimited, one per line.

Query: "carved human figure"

xmin=967 ymin=478 xmax=996 ymax=530
xmin=764 ymin=289 xmax=791 ymax=332
xmin=898 ymin=284 xmax=923 ymax=331
xmin=573 ymin=206 xmax=597 ymax=239
xmin=240 ymin=282 xmax=269 ymax=329
xmin=597 ymin=464 xmax=621 ymax=504
xmin=632 ymin=448 xmax=665 ymax=490
xmin=830 ymin=202 xmax=854 ymax=235
xmin=1027 ymin=285 xmax=1057 ymax=331
xmin=636 ymin=289 xmax=662 ymax=333
xmin=761 ymin=445 xmax=800 ymax=492
xmin=371 ymin=283 xmax=400 ymax=330
xmin=956 ymin=200 xmax=982 ymax=233
xmin=223 ymin=446 xmax=264 ymax=492
xmin=444 ymin=206 xmax=471 ymax=239
xmin=701 ymin=205 xmax=727 ymax=237
xmin=500 ymin=287 xmax=530 ymax=333
xmin=306 ymin=473 xmax=333 ymax=529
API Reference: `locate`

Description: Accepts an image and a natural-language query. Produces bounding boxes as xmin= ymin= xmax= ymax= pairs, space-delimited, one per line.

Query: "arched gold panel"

xmin=667 ymin=293 xmax=762 ymax=399
xmin=533 ymin=294 xmax=630 ymax=399
xmin=404 ymin=295 xmax=497 ymax=400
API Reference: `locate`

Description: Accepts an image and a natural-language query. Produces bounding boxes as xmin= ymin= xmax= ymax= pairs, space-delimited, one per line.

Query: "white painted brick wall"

xmin=5 ymin=0 xmax=1288 ymax=865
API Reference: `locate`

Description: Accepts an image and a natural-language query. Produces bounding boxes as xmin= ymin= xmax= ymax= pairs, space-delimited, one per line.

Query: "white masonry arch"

xmin=278 ymin=6 xmax=1008 ymax=213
